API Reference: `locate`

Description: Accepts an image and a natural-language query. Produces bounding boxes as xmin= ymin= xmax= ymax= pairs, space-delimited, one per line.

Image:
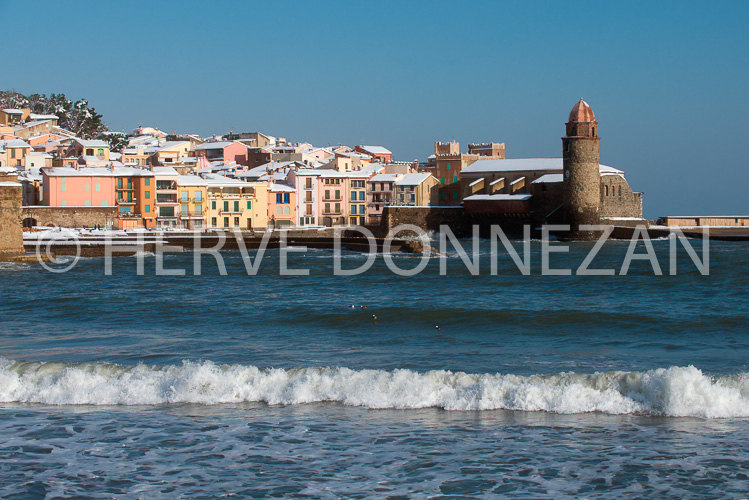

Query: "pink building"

xmin=42 ymin=166 xmax=117 ymax=207
xmin=318 ymin=171 xmax=349 ymax=226
xmin=194 ymin=141 xmax=249 ymax=166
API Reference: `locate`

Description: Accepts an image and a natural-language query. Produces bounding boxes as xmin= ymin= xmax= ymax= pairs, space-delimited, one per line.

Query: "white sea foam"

xmin=0 ymin=359 xmax=746 ymax=418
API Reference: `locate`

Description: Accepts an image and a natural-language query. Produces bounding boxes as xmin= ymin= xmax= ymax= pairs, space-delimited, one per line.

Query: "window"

xmin=325 ymin=190 xmax=330 ymax=200
xmin=212 ymin=217 xmax=217 ymax=227
xmin=306 ymin=178 xmax=312 ymax=189
xmin=95 ymin=183 xmax=100 ymax=193
xmin=350 ymin=205 xmax=356 ymax=214
xmin=212 ymin=201 xmax=216 ymax=210
xmin=84 ymin=183 xmax=89 ymax=192
xmin=359 ymin=191 xmax=365 ymax=201
xmin=324 ymin=203 xmax=330 ymax=213
xmin=61 ymin=182 xmax=66 ymax=193
xmin=306 ymin=192 xmax=312 ymax=202
xmin=453 ymin=192 xmax=458 ymax=200
xmin=447 ymin=162 xmax=450 ymax=170
xmin=144 ymin=191 xmax=150 ymax=199
xmin=359 ymin=205 xmax=365 ymax=215
xmin=224 ymin=217 xmax=229 ymax=227
xmin=453 ymin=176 xmax=458 ymax=184
xmin=181 ymin=191 xmax=189 ymax=202
xmin=351 ymin=191 xmax=357 ymax=201
xmin=335 ymin=203 xmax=340 ymax=213
xmin=246 ymin=200 xmax=252 ymax=209
xmin=194 ymin=191 xmax=202 ymax=202
xmin=102 ymin=200 xmax=107 ymax=206
xmin=194 ymin=220 xmax=203 ymax=229
xmin=605 ymin=185 xmax=609 ymax=196
xmin=10 ymin=149 xmax=15 ymax=159
xmin=118 ymin=178 xmax=123 ymax=189
xmin=283 ymin=206 xmax=290 ymax=215
xmin=127 ymin=179 xmax=132 ymax=189
xmin=440 ymin=177 xmax=445 ymax=185
xmin=145 ymin=204 xmax=151 ymax=213
xmin=234 ymin=201 xmax=239 ymax=212
xmin=195 ymin=205 xmax=202 ymax=216
xmin=61 ymin=200 xmax=66 ymax=206
xmin=284 ymin=193 xmax=290 ymax=204
xmin=145 ymin=178 xmax=150 ymax=186
xmin=160 ymin=206 xmax=174 ymax=217
xmin=276 ymin=193 xmax=282 ymax=203
xmin=440 ymin=192 xmax=445 ymax=201
xmin=277 ymin=206 xmax=283 ymax=215
xmin=97 ymin=148 xmax=104 ymax=156
xmin=181 ymin=205 xmax=188 ymax=215
xmin=335 ymin=190 xmax=340 ymax=199
xmin=223 ymin=201 xmax=229 ymax=212
xmin=234 ymin=217 xmax=239 ymax=227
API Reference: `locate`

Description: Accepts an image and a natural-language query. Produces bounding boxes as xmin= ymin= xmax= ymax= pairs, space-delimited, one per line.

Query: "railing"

xmin=219 ymin=210 xmax=243 ymax=215
xmin=179 ymin=212 xmax=206 ymax=218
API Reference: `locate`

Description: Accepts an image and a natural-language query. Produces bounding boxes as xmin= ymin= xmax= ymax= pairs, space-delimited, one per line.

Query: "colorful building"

xmin=203 ymin=174 xmax=268 ymax=230
xmin=194 ymin=141 xmax=249 ymax=166
xmin=288 ymin=169 xmax=321 ymax=227
xmin=153 ymin=166 xmax=180 ymax=229
xmin=268 ymin=183 xmax=296 ymax=227
xmin=354 ymin=145 xmax=392 ymax=163
xmin=393 ymin=173 xmax=439 ymax=207
xmin=176 ymin=175 xmax=208 ymax=230
xmin=367 ymin=173 xmax=400 ymax=225
xmin=41 ymin=166 xmax=117 ymax=208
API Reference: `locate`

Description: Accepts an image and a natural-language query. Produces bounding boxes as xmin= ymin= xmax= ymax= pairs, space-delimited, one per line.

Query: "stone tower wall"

xmin=563 ymin=135 xmax=601 ymax=233
xmin=0 ymin=183 xmax=23 ymax=255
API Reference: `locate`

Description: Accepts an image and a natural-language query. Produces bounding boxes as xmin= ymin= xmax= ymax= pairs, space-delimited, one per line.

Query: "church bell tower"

xmin=562 ymin=98 xmax=601 ymax=239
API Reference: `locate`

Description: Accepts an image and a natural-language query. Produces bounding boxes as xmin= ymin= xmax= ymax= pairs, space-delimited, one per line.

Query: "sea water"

xmin=0 ymin=238 xmax=747 ymax=498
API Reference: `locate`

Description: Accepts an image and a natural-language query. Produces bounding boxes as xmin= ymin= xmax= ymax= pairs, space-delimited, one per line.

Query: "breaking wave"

xmin=0 ymin=358 xmax=747 ymax=418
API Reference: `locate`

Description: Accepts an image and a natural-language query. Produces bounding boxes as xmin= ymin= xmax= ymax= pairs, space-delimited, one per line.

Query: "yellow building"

xmin=203 ymin=174 xmax=268 ymax=230
xmin=176 ymin=175 xmax=208 ymax=229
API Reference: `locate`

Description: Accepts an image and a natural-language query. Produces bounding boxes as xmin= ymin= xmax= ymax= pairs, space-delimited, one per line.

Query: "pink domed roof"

xmin=568 ymin=99 xmax=596 ymax=123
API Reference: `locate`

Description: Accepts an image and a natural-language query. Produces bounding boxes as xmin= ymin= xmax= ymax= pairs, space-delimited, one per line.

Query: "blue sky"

xmin=2 ymin=0 xmax=747 ymax=216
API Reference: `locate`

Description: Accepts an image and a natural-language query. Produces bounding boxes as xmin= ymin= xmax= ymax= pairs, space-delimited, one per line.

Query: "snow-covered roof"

xmin=76 ymin=139 xmax=108 ymax=148
xmin=369 ymin=173 xmax=400 ymax=182
xmin=461 ymin=158 xmax=623 ymax=175
xmin=177 ymin=175 xmax=207 ymax=187
xmin=0 ymin=139 xmax=32 ymax=149
xmin=532 ymin=174 xmax=564 ymax=184
xmin=268 ymin=183 xmax=295 ymax=193
xmin=2 ymin=109 xmax=24 ymax=114
xmin=202 ymin=173 xmax=244 ymax=185
xmin=194 ymin=141 xmax=235 ymax=150
xmin=151 ymin=166 xmax=179 ymax=176
xmin=395 ymin=173 xmax=433 ymax=186
xmin=158 ymin=141 xmax=190 ymax=151
xmin=0 ymin=166 xmax=19 ymax=174
xmin=16 ymin=120 xmax=53 ymax=130
xmin=0 ymin=181 xmax=22 ymax=187
xmin=29 ymin=113 xmax=59 ymax=121
xmin=463 ymin=194 xmax=533 ymax=201
xmin=357 ymin=145 xmax=392 ymax=156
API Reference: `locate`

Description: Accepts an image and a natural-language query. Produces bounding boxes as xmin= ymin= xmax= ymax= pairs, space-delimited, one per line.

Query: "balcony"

xmin=179 ymin=212 xmax=206 ymax=219
xmin=156 ymin=181 xmax=177 ymax=191
xmin=156 ymin=194 xmax=179 ymax=204
xmin=219 ymin=210 xmax=243 ymax=215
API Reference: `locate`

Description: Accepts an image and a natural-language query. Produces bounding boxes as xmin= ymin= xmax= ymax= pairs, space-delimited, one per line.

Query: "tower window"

xmin=605 ymin=185 xmax=609 ymax=196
